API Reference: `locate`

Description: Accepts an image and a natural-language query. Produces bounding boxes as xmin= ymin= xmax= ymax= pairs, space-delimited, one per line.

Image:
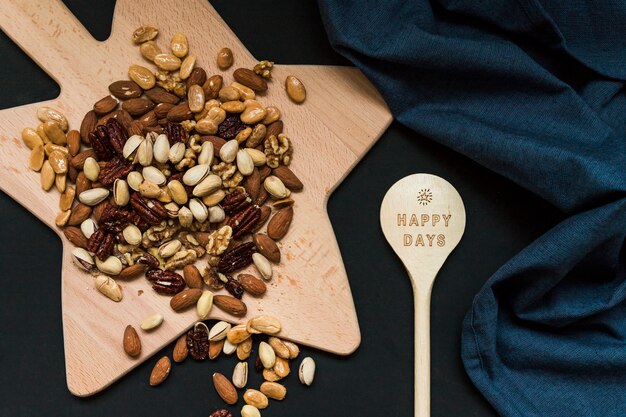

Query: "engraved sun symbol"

xmin=417 ymin=189 xmax=433 ymax=205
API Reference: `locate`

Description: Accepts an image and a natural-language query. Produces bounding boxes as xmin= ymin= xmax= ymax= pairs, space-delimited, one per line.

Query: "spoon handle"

xmin=413 ymin=283 xmax=432 ymax=417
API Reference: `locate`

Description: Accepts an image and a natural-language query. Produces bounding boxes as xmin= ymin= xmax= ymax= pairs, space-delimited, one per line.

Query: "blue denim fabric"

xmin=318 ymin=1 xmax=626 ymax=415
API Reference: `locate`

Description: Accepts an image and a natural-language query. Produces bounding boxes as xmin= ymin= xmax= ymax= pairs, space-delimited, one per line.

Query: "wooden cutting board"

xmin=0 ymin=0 xmax=392 ymax=397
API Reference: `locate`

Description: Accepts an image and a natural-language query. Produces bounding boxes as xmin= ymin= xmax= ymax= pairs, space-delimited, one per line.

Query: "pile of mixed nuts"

xmin=19 ymin=24 xmax=314 ymax=416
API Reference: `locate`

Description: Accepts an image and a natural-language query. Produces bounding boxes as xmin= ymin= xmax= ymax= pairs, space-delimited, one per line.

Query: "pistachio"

xmin=127 ymin=171 xmax=143 ymax=191
xmin=216 ymin=47 xmax=234 ymax=70
xmin=232 ymin=361 xmax=248 ymax=389
xmin=197 ymin=290 xmax=214 ymax=319
xmin=136 ymin=136 xmax=154 ymax=166
xmin=123 ymin=134 xmax=143 ymax=159
xmin=123 ymin=224 xmax=142 ymax=246
xmin=139 ymin=180 xmax=161 ymax=198
xmin=208 ymin=206 xmax=225 ymax=223
xmin=158 ymin=239 xmax=182 ymax=258
xmin=299 ymin=357 xmax=315 ymax=386
xmin=243 ymin=389 xmax=269 ymax=409
xmin=128 ymin=65 xmax=156 ymax=90
xmin=259 ymin=341 xmax=276 ymax=369
xmin=252 ymin=253 xmax=273 ymax=281
xmin=285 ymin=75 xmax=306 ymax=103
xmin=96 ymin=256 xmax=123 ymax=275
xmin=40 ymin=160 xmax=55 ymax=191
xmin=241 ymin=405 xmax=261 ymax=417
xmin=203 ymin=189 xmax=226 ymax=207
xmin=189 ymin=198 xmax=208 ymax=223
xmin=71 ymin=247 xmax=94 ymax=271
xmin=22 ymin=127 xmax=44 ymax=150
xmin=167 ymin=180 xmax=187 ymax=205
xmin=236 ymin=149 xmax=254 ymax=176
xmin=80 ymin=219 xmax=97 ymax=240
xmin=219 ymin=139 xmax=238 ymax=163
xmin=79 ymin=188 xmax=110 ymax=206
xmin=263 ymin=176 xmax=289 ymax=200
xmin=95 ymin=275 xmax=123 ymax=302
xmin=209 ymin=321 xmax=231 ymax=341
xmin=142 ymin=166 xmax=166 ymax=185
xmin=197 ymin=141 xmax=214 ymax=165
xmin=169 ymin=142 xmax=186 ymax=164
xmin=193 ymin=174 xmax=221 ymax=197
xmin=83 ymin=157 xmax=100 ymax=181
xmin=153 ymin=133 xmax=170 ymax=163
xmin=183 ymin=163 xmax=209 ymax=186
xmin=170 ymin=32 xmax=188 ymax=58
xmin=164 ymin=202 xmax=180 ymax=217
xmin=223 ymin=339 xmax=237 ymax=355
xmin=140 ymin=313 xmax=164 ymax=330
xmin=178 ymin=206 xmax=193 ymax=228
xmin=248 ymin=315 xmax=281 ymax=335
xmin=28 ymin=144 xmax=45 ymax=171
xmin=113 ymin=179 xmax=130 ymax=206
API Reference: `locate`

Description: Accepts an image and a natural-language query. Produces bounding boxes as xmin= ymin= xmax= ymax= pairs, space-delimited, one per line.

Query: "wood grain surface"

xmin=0 ymin=0 xmax=391 ymax=397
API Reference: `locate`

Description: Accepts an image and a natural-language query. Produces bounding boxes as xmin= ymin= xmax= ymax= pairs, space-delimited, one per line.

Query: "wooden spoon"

xmin=380 ymin=173 xmax=466 ymax=417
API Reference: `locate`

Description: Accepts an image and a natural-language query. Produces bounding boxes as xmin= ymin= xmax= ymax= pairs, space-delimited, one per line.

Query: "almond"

xmin=173 ymin=334 xmax=188 ymax=363
xmin=75 ymin=172 xmax=91 ymax=196
xmin=109 ymin=80 xmax=142 ymax=99
xmin=253 ymin=234 xmax=280 ymax=263
xmin=267 ymin=206 xmax=293 ymax=240
xmin=123 ymin=325 xmax=141 ymax=357
xmin=118 ymin=263 xmax=147 ymax=279
xmin=63 ymin=226 xmax=88 ymax=248
xmin=253 ymin=206 xmax=271 ymax=233
xmin=202 ymin=74 xmax=223 ymax=99
xmin=213 ymin=295 xmax=247 ymax=316
xmin=122 ymin=98 xmax=155 ymax=116
xmin=182 ymin=265 xmax=203 ymax=288
xmin=64 ymin=130 xmax=80 ymax=157
xmin=149 ymin=356 xmax=171 ymax=386
xmin=93 ymin=95 xmax=119 ymax=115
xmin=155 ymin=102 xmax=175 ymax=118
xmin=70 ymin=149 xmax=96 ymax=169
xmin=265 ymin=120 xmax=283 ymax=140
xmin=167 ymin=102 xmax=193 ymax=122
xmin=237 ymin=273 xmax=267 ymax=296
xmin=242 ymin=168 xmax=261 ymax=200
xmin=233 ymin=68 xmax=268 ymax=92
xmin=144 ymin=86 xmax=180 ymax=104
xmin=170 ymin=288 xmax=203 ymax=312
xmin=272 ymin=165 xmax=303 ymax=191
xmin=200 ymin=135 xmax=226 ymax=154
xmin=92 ymin=201 xmax=110 ymax=223
xmin=209 ymin=339 xmax=225 ymax=360
xmin=213 ymin=372 xmax=238 ymax=405
xmin=67 ymin=203 xmax=92 ymax=226
xmin=186 ymin=67 xmax=207 ymax=89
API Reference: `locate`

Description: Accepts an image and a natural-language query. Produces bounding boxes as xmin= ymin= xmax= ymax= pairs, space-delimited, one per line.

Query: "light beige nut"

xmin=206 ymin=225 xmax=232 ymax=255
xmin=193 ymin=174 xmax=222 ymax=197
xmin=37 ymin=106 xmax=68 ymax=131
xmin=232 ymin=361 xmax=248 ymax=389
xmin=223 ymin=339 xmax=237 ymax=355
xmin=79 ymin=188 xmax=109 ymax=206
xmin=169 ymin=142 xmax=186 ymax=164
xmin=72 ymin=248 xmax=94 ymax=271
xmin=178 ymin=206 xmax=193 ymax=228
xmin=208 ymin=206 xmax=225 ymax=223
xmin=173 ymin=334 xmax=188 ymax=363
xmin=125 ymin=172 xmax=142 ymax=192
xmin=129 ymin=65 xmax=156 ymax=90
xmin=55 ymin=210 xmax=71 ymax=227
xmin=187 ymin=84 xmax=205 ymax=113
xmin=285 ymin=75 xmax=306 ymax=103
xmin=153 ymin=133 xmax=170 ymax=163
xmin=252 ymin=253 xmax=273 ymax=281
xmin=43 ymin=120 xmax=67 ymax=145
xmin=248 ymin=315 xmax=281 ymax=335
xmin=202 ymin=189 xmax=225 ymax=206
xmin=22 ymin=127 xmax=44 ymax=149
xmin=113 ymin=179 xmax=130 ymax=206
xmin=123 ymin=134 xmax=143 ymax=159
xmin=264 ymin=175 xmax=289 ymax=199
xmin=141 ymin=313 xmax=164 ymax=330
xmin=241 ymin=405 xmax=261 ymax=417
xmin=136 ymin=136 xmax=154 ymax=166
xmin=213 ymin=372 xmax=238 ymax=405
xmin=183 ymin=163 xmax=209 ymax=186
xmin=299 ymin=357 xmax=315 ymax=386
xmin=260 ymin=381 xmax=286 ymax=400
xmin=122 ymin=224 xmax=142 ymax=246
xmin=83 ymin=157 xmax=100 ymax=181
xmin=142 ymin=166 xmax=166 ymax=185
xmin=216 ymin=47 xmax=234 ymax=70
xmin=197 ymin=290 xmax=214 ymax=319
xmin=59 ymin=186 xmax=76 ymax=212
xmin=80 ymin=218 xmax=97 ymax=239
xmin=226 ymin=324 xmax=251 ymax=344
xmin=132 ymin=25 xmax=158 ymax=43
xmin=95 ymin=275 xmax=122 ymax=302
xmin=158 ymin=239 xmax=182 ymax=258
xmin=139 ymin=180 xmax=161 ymax=198
xmin=123 ymin=325 xmax=141 ymax=357
xmin=237 ymin=337 xmax=253 ymax=361
xmin=96 ymin=256 xmax=123 ymax=275
xmin=167 ymin=180 xmax=188 ymax=205
xmin=29 ymin=144 xmax=45 ymax=171
xmin=268 ymin=337 xmax=291 ymax=359
xmin=243 ymin=389 xmax=269 ymax=409
xmin=259 ymin=341 xmax=276 ymax=369
xmin=209 ymin=320 xmax=231 ymax=341
xmin=219 ymin=139 xmax=239 ymax=163
xmin=236 ymin=149 xmax=254 ymax=176
xmin=170 ymin=32 xmax=188 ymax=58
xmin=140 ymin=40 xmax=161 ymax=61
xmin=197 ymin=141 xmax=214 ymax=165
xmin=154 ymin=53 xmax=181 ymax=71
xmin=189 ymin=198 xmax=208 ymax=222
xmin=149 ymin=356 xmax=171 ymax=387
xmin=179 ymin=54 xmax=196 ymax=79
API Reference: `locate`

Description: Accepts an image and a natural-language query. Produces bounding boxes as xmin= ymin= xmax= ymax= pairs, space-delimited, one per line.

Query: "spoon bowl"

xmin=380 ymin=173 xmax=466 ymax=417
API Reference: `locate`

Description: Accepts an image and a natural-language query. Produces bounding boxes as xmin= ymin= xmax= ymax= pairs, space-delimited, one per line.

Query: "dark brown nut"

xmin=89 ymin=118 xmax=128 ymax=160
xmin=272 ymin=165 xmax=303 ymax=191
xmin=170 ymin=288 xmax=203 ymax=311
xmin=253 ymin=185 xmax=269 ymax=207
xmin=218 ymin=242 xmax=256 ymax=273
xmin=109 ymin=80 xmax=142 ymax=99
xmin=265 ymin=120 xmax=283 ymax=140
xmin=137 ymin=252 xmax=159 ymax=268
xmin=92 ymin=200 xmax=111 ymax=224
xmin=70 ymin=149 xmax=96 ymax=170
xmin=123 ymin=325 xmax=141 ymax=357
xmin=221 ymin=189 xmax=251 ymax=214
xmin=253 ymin=233 xmax=280 ymax=263
xmin=227 ymin=205 xmax=260 ymax=239
xmin=223 ymin=273 xmax=244 ymax=299
xmin=67 ymin=203 xmax=92 ymax=226
xmin=68 ymin=165 xmax=79 ymax=183
xmin=167 ymin=102 xmax=193 ymax=122
xmin=182 ymin=265 xmax=203 ymax=288
xmin=146 ymin=269 xmax=185 ymax=294
xmin=209 ymin=339 xmax=224 ymax=359
xmin=99 ymin=156 xmax=134 ymax=186
xmin=87 ymin=228 xmax=115 ymax=261
xmin=186 ymin=67 xmax=207 ymax=90
xmin=139 ymin=110 xmax=157 ymax=127
xmin=267 ymin=206 xmax=293 ymax=241
xmin=187 ymin=325 xmax=209 ymax=360
xmin=252 ymin=205 xmax=271 ymax=233
xmin=79 ymin=110 xmax=98 ymax=144
xmin=128 ymin=120 xmax=144 ymax=136
xmin=93 ymin=95 xmax=119 ymax=115
xmin=202 ymin=74 xmax=222 ymax=99
xmin=143 ymin=125 xmax=164 ymax=135
xmin=154 ymin=102 xmax=175 ymax=119
xmin=173 ymin=334 xmax=188 ymax=363
xmin=75 ymin=172 xmax=91 ymax=195
xmin=130 ymin=193 xmax=168 ymax=225
xmin=144 ymin=86 xmax=180 ymax=104
xmin=200 ymin=135 xmax=226 ymax=153
xmin=122 ymin=98 xmax=155 ymax=116
xmin=208 ymin=410 xmax=232 ymax=417
xmin=67 ymin=130 xmax=81 ymax=157
xmin=217 ymin=114 xmax=247 ymax=140
xmin=213 ymin=294 xmax=247 ymax=316
xmin=116 ymin=110 xmax=134 ymax=131
xmin=63 ymin=226 xmax=89 ymax=248
xmin=216 ymin=48 xmax=234 ymax=70
xmin=242 ymin=168 xmax=261 ymax=200
xmin=118 ymin=263 xmax=147 ymax=279
xmin=238 ymin=273 xmax=267 ymax=296
xmin=98 ymin=205 xmax=135 ymax=232
xmin=163 ymin=122 xmax=186 ymax=145
xmin=233 ymin=68 xmax=268 ymax=92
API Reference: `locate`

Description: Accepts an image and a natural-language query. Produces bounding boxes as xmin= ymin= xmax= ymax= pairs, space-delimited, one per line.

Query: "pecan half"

xmin=227 ymin=205 xmax=260 ymax=239
xmin=99 ymin=156 xmax=134 ymax=186
xmin=145 ymin=269 xmax=185 ymax=294
xmin=223 ymin=273 xmax=244 ymax=299
xmin=130 ymin=193 xmax=168 ymax=225
xmin=187 ymin=326 xmax=209 ymax=361
xmin=105 ymin=118 xmax=128 ymax=155
xmin=163 ymin=121 xmax=186 ymax=145
xmin=88 ymin=127 xmax=115 ymax=161
xmin=137 ymin=252 xmax=159 ymax=268
xmin=218 ymin=242 xmax=256 ymax=273
xmin=98 ymin=205 xmax=134 ymax=233
xmin=208 ymin=410 xmax=233 ymax=417
xmin=221 ymin=189 xmax=251 ymax=214
xmin=87 ymin=228 xmax=115 ymax=261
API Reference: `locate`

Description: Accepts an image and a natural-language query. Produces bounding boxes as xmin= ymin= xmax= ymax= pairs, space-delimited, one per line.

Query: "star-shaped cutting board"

xmin=0 ymin=0 xmax=392 ymax=396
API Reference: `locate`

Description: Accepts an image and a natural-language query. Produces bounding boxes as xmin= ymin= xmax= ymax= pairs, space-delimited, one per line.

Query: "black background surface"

xmin=0 ymin=1 xmax=564 ymax=416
